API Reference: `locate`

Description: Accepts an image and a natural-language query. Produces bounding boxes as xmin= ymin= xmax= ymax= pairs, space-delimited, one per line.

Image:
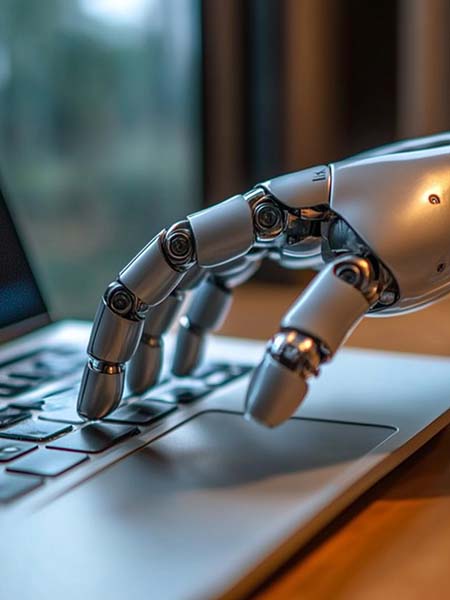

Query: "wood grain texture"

xmin=218 ymin=282 xmax=450 ymax=599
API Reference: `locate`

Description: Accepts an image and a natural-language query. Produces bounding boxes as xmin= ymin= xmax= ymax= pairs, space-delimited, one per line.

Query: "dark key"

xmin=0 ymin=382 xmax=31 ymax=398
xmin=0 ymin=376 xmax=32 ymax=387
xmin=7 ymin=448 xmax=89 ymax=477
xmin=0 ymin=440 xmax=37 ymax=462
xmin=45 ymin=345 xmax=81 ymax=356
xmin=104 ymin=402 xmax=176 ymax=425
xmin=0 ymin=408 xmax=31 ymax=428
xmin=42 ymin=386 xmax=75 ymax=399
xmin=38 ymin=389 xmax=83 ymax=424
xmin=195 ymin=363 xmax=225 ymax=377
xmin=197 ymin=367 xmax=233 ymax=387
xmin=9 ymin=398 xmax=46 ymax=411
xmin=227 ymin=364 xmax=253 ymax=377
xmin=47 ymin=423 xmax=139 ymax=454
xmin=8 ymin=372 xmax=46 ymax=382
xmin=42 ymin=395 xmax=73 ymax=412
xmin=0 ymin=472 xmax=42 ymax=503
xmin=33 ymin=352 xmax=84 ymax=376
xmin=197 ymin=364 xmax=253 ymax=387
xmin=143 ymin=380 xmax=210 ymax=404
xmin=39 ymin=407 xmax=86 ymax=425
xmin=0 ymin=420 xmax=72 ymax=442
xmin=32 ymin=360 xmax=55 ymax=373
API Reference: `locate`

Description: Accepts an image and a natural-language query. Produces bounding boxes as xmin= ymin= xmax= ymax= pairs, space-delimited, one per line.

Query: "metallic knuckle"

xmin=323 ymin=219 xmax=399 ymax=310
xmin=163 ymin=220 xmax=196 ymax=270
xmin=89 ymin=358 xmax=125 ymax=375
xmin=333 ymin=256 xmax=380 ymax=303
xmin=246 ymin=188 xmax=286 ymax=240
xmin=268 ymin=329 xmax=326 ymax=378
xmin=105 ymin=281 xmax=148 ymax=320
xmin=377 ymin=288 xmax=398 ymax=307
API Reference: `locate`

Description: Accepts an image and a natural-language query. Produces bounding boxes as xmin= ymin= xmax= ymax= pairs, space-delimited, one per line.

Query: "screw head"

xmin=336 ymin=266 xmax=360 ymax=286
xmin=254 ymin=202 xmax=283 ymax=237
xmin=110 ymin=289 xmax=133 ymax=314
xmin=168 ymin=234 xmax=190 ymax=258
xmin=258 ymin=206 xmax=279 ymax=228
xmin=429 ymin=194 xmax=441 ymax=205
xmin=379 ymin=290 xmax=396 ymax=305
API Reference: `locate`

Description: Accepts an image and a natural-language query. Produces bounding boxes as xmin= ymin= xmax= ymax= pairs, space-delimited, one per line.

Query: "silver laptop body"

xmin=0 ymin=318 xmax=449 ymax=600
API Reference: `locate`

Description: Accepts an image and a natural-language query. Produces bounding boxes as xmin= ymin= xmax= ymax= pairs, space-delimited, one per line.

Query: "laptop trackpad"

xmin=140 ymin=410 xmax=396 ymax=489
xmin=10 ymin=411 xmax=396 ymax=600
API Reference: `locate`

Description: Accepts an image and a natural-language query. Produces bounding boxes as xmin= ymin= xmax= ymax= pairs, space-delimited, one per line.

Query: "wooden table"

xmin=219 ymin=282 xmax=450 ymax=599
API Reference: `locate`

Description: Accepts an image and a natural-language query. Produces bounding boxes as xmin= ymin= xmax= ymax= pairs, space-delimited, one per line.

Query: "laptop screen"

xmin=0 ymin=182 xmax=47 ymax=330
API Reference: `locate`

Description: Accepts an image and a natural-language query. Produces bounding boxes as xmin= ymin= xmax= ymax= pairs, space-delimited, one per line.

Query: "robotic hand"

xmin=77 ymin=132 xmax=450 ymax=427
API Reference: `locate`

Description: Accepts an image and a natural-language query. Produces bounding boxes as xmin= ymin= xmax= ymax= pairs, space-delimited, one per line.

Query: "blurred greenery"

xmin=0 ymin=0 xmax=201 ymax=318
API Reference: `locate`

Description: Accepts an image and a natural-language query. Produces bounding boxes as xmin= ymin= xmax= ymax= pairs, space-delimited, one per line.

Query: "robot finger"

xmin=77 ymin=194 xmax=258 ymax=419
xmin=172 ymin=254 xmax=264 ymax=377
xmin=126 ymin=266 xmax=205 ymax=395
xmin=245 ymin=255 xmax=380 ymax=428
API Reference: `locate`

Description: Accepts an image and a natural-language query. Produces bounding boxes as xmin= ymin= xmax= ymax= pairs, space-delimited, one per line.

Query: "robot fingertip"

xmin=77 ymin=362 xmax=124 ymax=420
xmin=244 ymin=354 xmax=308 ymax=428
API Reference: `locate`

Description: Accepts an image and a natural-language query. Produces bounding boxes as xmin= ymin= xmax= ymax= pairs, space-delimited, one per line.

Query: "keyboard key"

xmin=195 ymin=363 xmax=226 ymax=377
xmin=33 ymin=352 xmax=84 ymax=377
xmin=197 ymin=364 xmax=253 ymax=387
xmin=47 ymin=423 xmax=139 ymax=454
xmin=0 ymin=408 xmax=31 ymax=428
xmin=104 ymin=402 xmax=176 ymax=425
xmin=0 ymin=346 xmax=83 ymax=397
xmin=39 ymin=407 xmax=86 ymax=425
xmin=42 ymin=386 xmax=74 ymax=399
xmin=0 ymin=350 xmax=37 ymax=371
xmin=47 ymin=345 xmax=81 ymax=356
xmin=9 ymin=398 xmax=46 ymax=411
xmin=0 ymin=440 xmax=37 ymax=462
xmin=7 ymin=448 xmax=89 ymax=477
xmin=229 ymin=363 xmax=252 ymax=374
xmin=8 ymin=371 xmax=47 ymax=381
xmin=143 ymin=379 xmax=210 ymax=404
xmin=37 ymin=389 xmax=84 ymax=425
xmin=0 ymin=472 xmax=42 ymax=503
xmin=0 ymin=382 xmax=31 ymax=398
xmin=42 ymin=395 xmax=73 ymax=412
xmin=198 ymin=368 xmax=233 ymax=387
xmin=0 ymin=420 xmax=72 ymax=442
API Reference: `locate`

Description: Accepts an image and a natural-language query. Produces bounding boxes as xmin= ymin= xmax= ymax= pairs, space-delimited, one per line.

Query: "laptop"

xmin=0 ymin=179 xmax=450 ymax=600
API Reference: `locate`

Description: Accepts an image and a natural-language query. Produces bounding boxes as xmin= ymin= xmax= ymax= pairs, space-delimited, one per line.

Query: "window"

xmin=0 ymin=0 xmax=201 ymax=318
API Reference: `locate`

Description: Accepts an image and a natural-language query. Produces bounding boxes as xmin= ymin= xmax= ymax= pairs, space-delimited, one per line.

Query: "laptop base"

xmin=0 ymin=321 xmax=449 ymax=600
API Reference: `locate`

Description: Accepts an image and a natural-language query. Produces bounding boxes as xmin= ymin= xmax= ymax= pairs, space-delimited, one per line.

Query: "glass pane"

xmin=0 ymin=0 xmax=201 ymax=318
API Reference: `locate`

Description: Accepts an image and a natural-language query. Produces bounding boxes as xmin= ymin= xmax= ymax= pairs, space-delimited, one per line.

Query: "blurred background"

xmin=0 ymin=0 xmax=450 ymax=319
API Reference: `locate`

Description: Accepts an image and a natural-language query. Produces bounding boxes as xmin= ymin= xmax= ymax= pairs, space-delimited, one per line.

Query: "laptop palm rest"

xmin=4 ymin=410 xmax=396 ymax=600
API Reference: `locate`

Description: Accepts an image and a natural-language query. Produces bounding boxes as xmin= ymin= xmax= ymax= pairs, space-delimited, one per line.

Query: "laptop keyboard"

xmin=0 ymin=344 xmax=252 ymax=505
xmin=0 ymin=347 xmax=85 ymax=398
